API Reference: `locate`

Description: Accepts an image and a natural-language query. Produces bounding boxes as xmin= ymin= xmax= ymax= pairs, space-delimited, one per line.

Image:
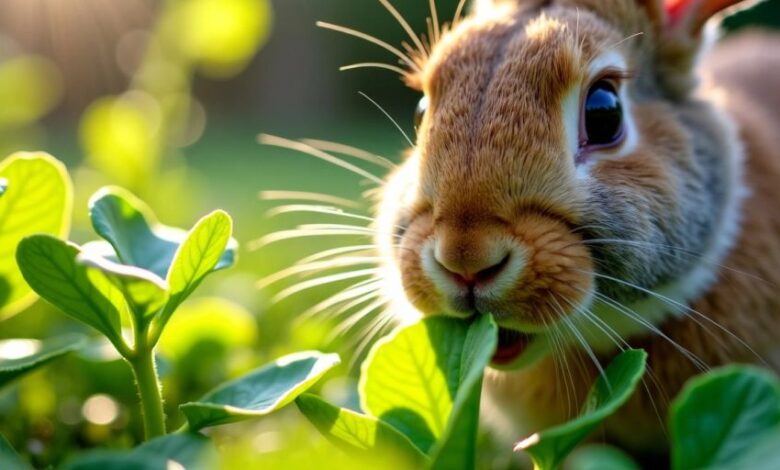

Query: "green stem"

xmin=129 ymin=349 xmax=166 ymax=440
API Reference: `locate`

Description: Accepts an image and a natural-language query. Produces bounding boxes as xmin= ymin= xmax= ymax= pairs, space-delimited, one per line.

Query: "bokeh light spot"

xmin=81 ymin=394 xmax=120 ymax=426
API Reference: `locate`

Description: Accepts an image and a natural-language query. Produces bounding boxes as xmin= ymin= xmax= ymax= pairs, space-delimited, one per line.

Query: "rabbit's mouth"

xmin=493 ymin=328 xmax=534 ymax=365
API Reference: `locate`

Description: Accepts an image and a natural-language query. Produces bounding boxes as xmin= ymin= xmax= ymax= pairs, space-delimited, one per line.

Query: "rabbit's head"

xmin=377 ymin=0 xmax=750 ymax=367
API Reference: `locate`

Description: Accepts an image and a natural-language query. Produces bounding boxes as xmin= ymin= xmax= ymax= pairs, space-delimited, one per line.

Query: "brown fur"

xmin=376 ymin=0 xmax=780 ymax=455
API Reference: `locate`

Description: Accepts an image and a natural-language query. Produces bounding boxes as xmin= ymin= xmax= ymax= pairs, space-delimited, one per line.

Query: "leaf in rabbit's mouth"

xmin=492 ymin=328 xmax=534 ymax=365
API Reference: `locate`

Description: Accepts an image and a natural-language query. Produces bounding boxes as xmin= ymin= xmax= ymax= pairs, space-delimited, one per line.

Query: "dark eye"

xmin=584 ymin=80 xmax=623 ymax=147
xmin=415 ymin=95 xmax=429 ymax=128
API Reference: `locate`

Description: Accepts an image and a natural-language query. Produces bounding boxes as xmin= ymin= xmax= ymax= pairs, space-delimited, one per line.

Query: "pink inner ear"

xmin=665 ymin=0 xmax=692 ymax=26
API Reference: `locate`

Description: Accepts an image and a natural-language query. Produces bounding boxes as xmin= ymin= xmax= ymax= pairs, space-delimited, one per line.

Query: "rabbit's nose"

xmin=433 ymin=235 xmax=512 ymax=286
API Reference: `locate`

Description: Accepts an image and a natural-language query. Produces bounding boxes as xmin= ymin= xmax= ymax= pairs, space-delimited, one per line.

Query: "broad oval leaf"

xmin=0 ymin=334 xmax=86 ymax=388
xmin=1 ymin=432 xmax=31 ymax=470
xmin=181 ymin=351 xmax=340 ymax=430
xmin=567 ymin=444 xmax=640 ymax=470
xmin=78 ymin=251 xmax=168 ymax=321
xmin=671 ymin=366 xmax=780 ymax=470
xmin=360 ymin=315 xmax=497 ymax=457
xmin=0 ymin=152 xmax=72 ymax=318
xmin=708 ymin=426 xmax=780 ymax=470
xmin=295 ymin=393 xmax=428 ymax=466
xmin=515 ymin=350 xmax=647 ymax=470
xmin=158 ymin=210 xmax=233 ymax=329
xmin=88 ymin=187 xmax=237 ymax=281
xmin=429 ymin=315 xmax=498 ymax=469
xmin=60 ymin=432 xmax=216 ymax=470
xmin=16 ymin=235 xmax=128 ymax=352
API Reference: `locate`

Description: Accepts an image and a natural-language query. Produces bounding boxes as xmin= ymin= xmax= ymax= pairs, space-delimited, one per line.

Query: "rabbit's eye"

xmin=415 ymin=95 xmax=429 ymax=128
xmin=584 ymin=80 xmax=623 ymax=146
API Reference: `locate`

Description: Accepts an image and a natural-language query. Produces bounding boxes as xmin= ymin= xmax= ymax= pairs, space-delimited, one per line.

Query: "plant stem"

xmin=129 ymin=349 xmax=166 ymax=440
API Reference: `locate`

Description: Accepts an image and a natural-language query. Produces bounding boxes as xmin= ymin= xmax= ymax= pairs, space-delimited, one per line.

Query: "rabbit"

xmin=368 ymin=0 xmax=780 ymax=455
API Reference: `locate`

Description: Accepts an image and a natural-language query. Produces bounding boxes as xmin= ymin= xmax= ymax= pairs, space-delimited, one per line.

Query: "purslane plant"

xmin=299 ymin=313 xmax=780 ymax=470
xmin=0 ymin=152 xmax=83 ymax=391
xmin=16 ymin=186 xmax=238 ymax=439
xmin=0 ymin=152 xmax=72 ymax=318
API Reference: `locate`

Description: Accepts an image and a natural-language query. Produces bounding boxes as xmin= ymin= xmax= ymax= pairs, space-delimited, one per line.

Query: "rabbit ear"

xmin=664 ymin=0 xmax=755 ymax=33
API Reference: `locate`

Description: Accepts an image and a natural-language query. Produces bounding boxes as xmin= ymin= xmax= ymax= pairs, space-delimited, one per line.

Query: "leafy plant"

xmin=0 ymin=432 xmax=29 ymax=470
xmin=181 ymin=351 xmax=340 ymax=430
xmin=0 ymin=152 xmax=82 ymax=402
xmin=60 ymin=432 xmax=217 ymax=470
xmin=671 ymin=366 xmax=780 ymax=470
xmin=0 ymin=152 xmax=72 ymax=318
xmin=298 ymin=315 xmax=498 ymax=468
xmin=16 ymin=185 xmax=236 ymax=439
xmin=514 ymin=350 xmax=647 ymax=470
xmin=298 ymin=314 xmax=652 ymax=470
xmin=0 ymin=334 xmax=86 ymax=389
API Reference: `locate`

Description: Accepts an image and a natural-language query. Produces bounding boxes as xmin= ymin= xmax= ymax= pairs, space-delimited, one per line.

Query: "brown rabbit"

xmin=362 ymin=0 xmax=780 ymax=455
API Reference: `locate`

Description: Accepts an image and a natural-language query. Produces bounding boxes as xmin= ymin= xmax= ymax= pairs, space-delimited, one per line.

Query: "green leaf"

xmin=16 ymin=236 xmax=128 ymax=353
xmin=708 ymin=426 xmax=780 ymax=470
xmin=295 ymin=394 xmax=428 ymax=466
xmin=0 ymin=334 xmax=86 ymax=388
xmin=136 ymin=432 xmax=217 ymax=469
xmin=181 ymin=351 xmax=340 ymax=430
xmin=360 ymin=315 xmax=496 ymax=456
xmin=89 ymin=187 xmax=236 ymax=280
xmin=671 ymin=366 xmax=780 ymax=470
xmin=429 ymin=315 xmax=498 ymax=469
xmin=566 ymin=445 xmax=641 ymax=470
xmin=159 ymin=210 xmax=233 ymax=327
xmin=60 ymin=432 xmax=216 ymax=470
xmin=77 ymin=251 xmax=168 ymax=321
xmin=0 ymin=433 xmax=30 ymax=470
xmin=515 ymin=350 xmax=647 ymax=470
xmin=0 ymin=152 xmax=72 ymax=318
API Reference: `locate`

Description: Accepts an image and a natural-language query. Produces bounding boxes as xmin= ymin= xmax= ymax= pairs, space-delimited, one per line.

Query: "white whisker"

xmin=358 ymin=91 xmax=415 ymax=147
xmin=579 ymin=269 xmax=766 ymax=366
xmin=340 ymin=62 xmax=409 ymax=76
xmin=429 ymin=0 xmax=440 ymax=43
xmin=316 ymin=21 xmax=421 ymax=72
xmin=297 ymin=245 xmax=377 ymax=264
xmin=260 ymin=190 xmax=363 ymax=209
xmin=587 ymin=288 xmax=709 ymax=371
xmin=272 ymin=268 xmax=380 ymax=302
xmin=610 ymin=31 xmax=644 ymax=49
xmin=349 ymin=311 xmax=397 ymax=370
xmin=257 ymin=256 xmax=379 ymax=289
xmin=327 ymin=297 xmax=389 ymax=343
xmin=301 ymin=138 xmax=396 ymax=169
xmin=304 ymin=281 xmax=384 ymax=321
xmin=266 ymin=205 xmax=386 ymax=228
xmin=579 ymin=239 xmax=772 ymax=285
xmin=259 ymin=134 xmax=386 ymax=185
xmin=250 ymin=229 xmax=378 ymax=250
xmin=379 ymin=0 xmax=427 ymax=59
xmin=453 ymin=0 xmax=468 ymax=25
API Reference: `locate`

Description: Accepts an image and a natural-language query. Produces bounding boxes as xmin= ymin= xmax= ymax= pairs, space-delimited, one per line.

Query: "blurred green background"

xmin=0 ymin=0 xmax=777 ymax=468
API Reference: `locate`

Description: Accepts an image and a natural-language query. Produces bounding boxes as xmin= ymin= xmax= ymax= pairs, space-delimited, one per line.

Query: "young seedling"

xmin=16 ymin=186 xmax=237 ymax=440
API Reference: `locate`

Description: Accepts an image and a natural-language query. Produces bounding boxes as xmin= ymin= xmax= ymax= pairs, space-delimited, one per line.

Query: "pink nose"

xmin=434 ymin=236 xmax=511 ymax=285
